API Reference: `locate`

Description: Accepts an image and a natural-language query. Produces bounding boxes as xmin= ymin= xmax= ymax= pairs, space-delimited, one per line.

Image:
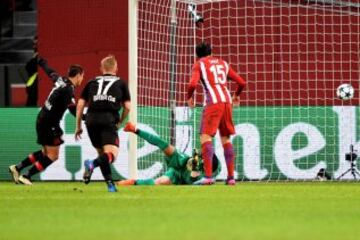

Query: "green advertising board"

xmin=0 ymin=107 xmax=359 ymax=181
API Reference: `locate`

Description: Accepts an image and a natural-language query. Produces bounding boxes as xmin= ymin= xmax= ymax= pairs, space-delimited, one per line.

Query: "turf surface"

xmin=0 ymin=182 xmax=359 ymax=240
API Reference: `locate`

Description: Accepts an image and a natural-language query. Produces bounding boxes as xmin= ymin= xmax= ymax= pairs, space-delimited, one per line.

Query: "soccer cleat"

xmin=225 ymin=178 xmax=236 ymax=185
xmin=83 ymin=160 xmax=94 ymax=185
xmin=107 ymin=182 xmax=118 ymax=192
xmin=117 ymin=179 xmax=136 ymax=186
xmin=124 ymin=122 xmax=136 ymax=133
xmin=18 ymin=175 xmax=33 ymax=185
xmin=193 ymin=177 xmax=215 ymax=185
xmin=9 ymin=165 xmax=20 ymax=184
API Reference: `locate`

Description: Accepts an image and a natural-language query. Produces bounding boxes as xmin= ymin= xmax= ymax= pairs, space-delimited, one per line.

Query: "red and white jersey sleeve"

xmin=188 ymin=56 xmax=245 ymax=106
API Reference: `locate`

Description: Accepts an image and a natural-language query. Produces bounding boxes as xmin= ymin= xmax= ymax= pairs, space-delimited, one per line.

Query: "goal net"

xmin=134 ymin=0 xmax=360 ymax=181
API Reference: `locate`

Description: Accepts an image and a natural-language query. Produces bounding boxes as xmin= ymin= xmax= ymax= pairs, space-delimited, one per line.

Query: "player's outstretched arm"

xmin=117 ymin=178 xmax=156 ymax=186
xmin=37 ymin=56 xmax=60 ymax=82
xmin=117 ymin=177 xmax=172 ymax=186
xmin=154 ymin=176 xmax=172 ymax=185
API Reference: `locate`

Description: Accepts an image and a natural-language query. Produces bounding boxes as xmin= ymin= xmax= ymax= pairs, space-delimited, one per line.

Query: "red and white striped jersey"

xmin=187 ymin=56 xmax=246 ymax=106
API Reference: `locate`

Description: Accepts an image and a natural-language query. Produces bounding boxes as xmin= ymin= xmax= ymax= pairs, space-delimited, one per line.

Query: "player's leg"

xmin=102 ymin=144 xmax=118 ymax=180
xmin=83 ymin=147 xmax=103 ymax=184
xmin=220 ymin=136 xmax=235 ymax=185
xmin=17 ymin=121 xmax=62 ymax=185
xmin=195 ymin=104 xmax=222 ymax=185
xmin=219 ymin=103 xmax=236 ymax=185
xmin=85 ymin=144 xmax=117 ymax=192
xmin=99 ymin=125 xmax=119 ymax=192
xmin=96 ymin=148 xmax=104 ymax=155
xmin=9 ymin=150 xmax=43 ymax=184
xmin=124 ymin=122 xmax=175 ymax=156
xmin=86 ymin=123 xmax=119 ymax=192
xmin=200 ymin=133 xmax=214 ymax=180
xmin=82 ymin=122 xmax=109 ymax=185
xmin=19 ymin=145 xmax=59 ymax=185
xmin=92 ymin=148 xmax=104 ymax=167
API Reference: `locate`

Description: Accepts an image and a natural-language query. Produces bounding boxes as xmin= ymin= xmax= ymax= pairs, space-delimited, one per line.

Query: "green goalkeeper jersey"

xmin=164 ymin=150 xmax=221 ymax=185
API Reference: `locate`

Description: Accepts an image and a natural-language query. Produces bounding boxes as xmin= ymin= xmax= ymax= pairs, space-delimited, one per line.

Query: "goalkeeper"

xmin=118 ymin=122 xmax=220 ymax=186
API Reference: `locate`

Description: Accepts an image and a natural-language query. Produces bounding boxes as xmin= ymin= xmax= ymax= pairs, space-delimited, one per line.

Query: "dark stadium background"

xmin=35 ymin=0 xmax=360 ymax=107
xmin=37 ymin=0 xmax=129 ymax=105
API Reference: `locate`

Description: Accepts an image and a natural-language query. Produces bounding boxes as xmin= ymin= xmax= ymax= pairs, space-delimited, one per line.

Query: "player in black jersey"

xmin=9 ymin=57 xmax=84 ymax=185
xmin=75 ymin=55 xmax=130 ymax=192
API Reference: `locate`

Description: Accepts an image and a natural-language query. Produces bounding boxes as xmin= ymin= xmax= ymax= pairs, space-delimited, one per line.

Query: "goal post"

xmin=132 ymin=0 xmax=360 ymax=181
xmin=128 ymin=0 xmax=138 ymax=179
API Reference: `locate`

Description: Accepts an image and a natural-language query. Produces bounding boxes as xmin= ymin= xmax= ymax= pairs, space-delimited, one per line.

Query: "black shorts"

xmin=36 ymin=117 xmax=64 ymax=146
xmin=85 ymin=112 xmax=119 ymax=149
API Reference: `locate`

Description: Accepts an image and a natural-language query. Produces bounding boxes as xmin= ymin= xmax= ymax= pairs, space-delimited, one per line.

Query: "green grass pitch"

xmin=1 ymin=182 xmax=359 ymax=240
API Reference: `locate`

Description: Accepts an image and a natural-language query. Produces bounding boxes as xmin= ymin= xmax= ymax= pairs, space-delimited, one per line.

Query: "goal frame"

xmin=128 ymin=0 xmax=138 ymax=179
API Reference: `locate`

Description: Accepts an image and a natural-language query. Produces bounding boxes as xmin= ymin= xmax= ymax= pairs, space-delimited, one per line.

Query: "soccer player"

xmin=187 ymin=42 xmax=246 ymax=185
xmin=75 ymin=55 xmax=131 ymax=192
xmin=117 ymin=122 xmax=220 ymax=186
xmin=9 ymin=57 xmax=84 ymax=185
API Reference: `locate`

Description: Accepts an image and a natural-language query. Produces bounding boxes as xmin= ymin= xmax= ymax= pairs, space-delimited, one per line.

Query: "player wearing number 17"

xmin=75 ymin=55 xmax=131 ymax=192
xmin=187 ymin=42 xmax=246 ymax=185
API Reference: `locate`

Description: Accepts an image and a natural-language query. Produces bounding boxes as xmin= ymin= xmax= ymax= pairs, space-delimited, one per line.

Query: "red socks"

xmin=201 ymin=141 xmax=214 ymax=178
xmin=223 ymin=142 xmax=235 ymax=179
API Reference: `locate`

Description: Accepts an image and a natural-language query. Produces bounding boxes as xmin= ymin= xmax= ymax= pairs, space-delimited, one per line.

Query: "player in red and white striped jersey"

xmin=187 ymin=42 xmax=246 ymax=185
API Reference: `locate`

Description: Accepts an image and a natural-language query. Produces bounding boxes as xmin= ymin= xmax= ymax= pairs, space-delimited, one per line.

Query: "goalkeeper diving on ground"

xmin=117 ymin=122 xmax=221 ymax=186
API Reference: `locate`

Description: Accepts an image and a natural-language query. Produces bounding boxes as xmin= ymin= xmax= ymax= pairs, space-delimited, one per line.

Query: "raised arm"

xmin=37 ymin=56 xmax=60 ymax=82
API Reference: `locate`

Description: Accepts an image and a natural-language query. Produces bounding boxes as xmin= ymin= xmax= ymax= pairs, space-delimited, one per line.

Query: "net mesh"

xmin=136 ymin=0 xmax=360 ymax=180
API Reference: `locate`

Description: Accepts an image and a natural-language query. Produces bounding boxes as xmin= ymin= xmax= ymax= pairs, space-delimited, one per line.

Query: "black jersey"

xmin=81 ymin=74 xmax=130 ymax=115
xmin=37 ymin=58 xmax=76 ymax=125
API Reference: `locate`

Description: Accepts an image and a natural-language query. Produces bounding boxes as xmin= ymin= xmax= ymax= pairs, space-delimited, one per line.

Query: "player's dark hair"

xmin=68 ymin=65 xmax=84 ymax=78
xmin=196 ymin=42 xmax=212 ymax=58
